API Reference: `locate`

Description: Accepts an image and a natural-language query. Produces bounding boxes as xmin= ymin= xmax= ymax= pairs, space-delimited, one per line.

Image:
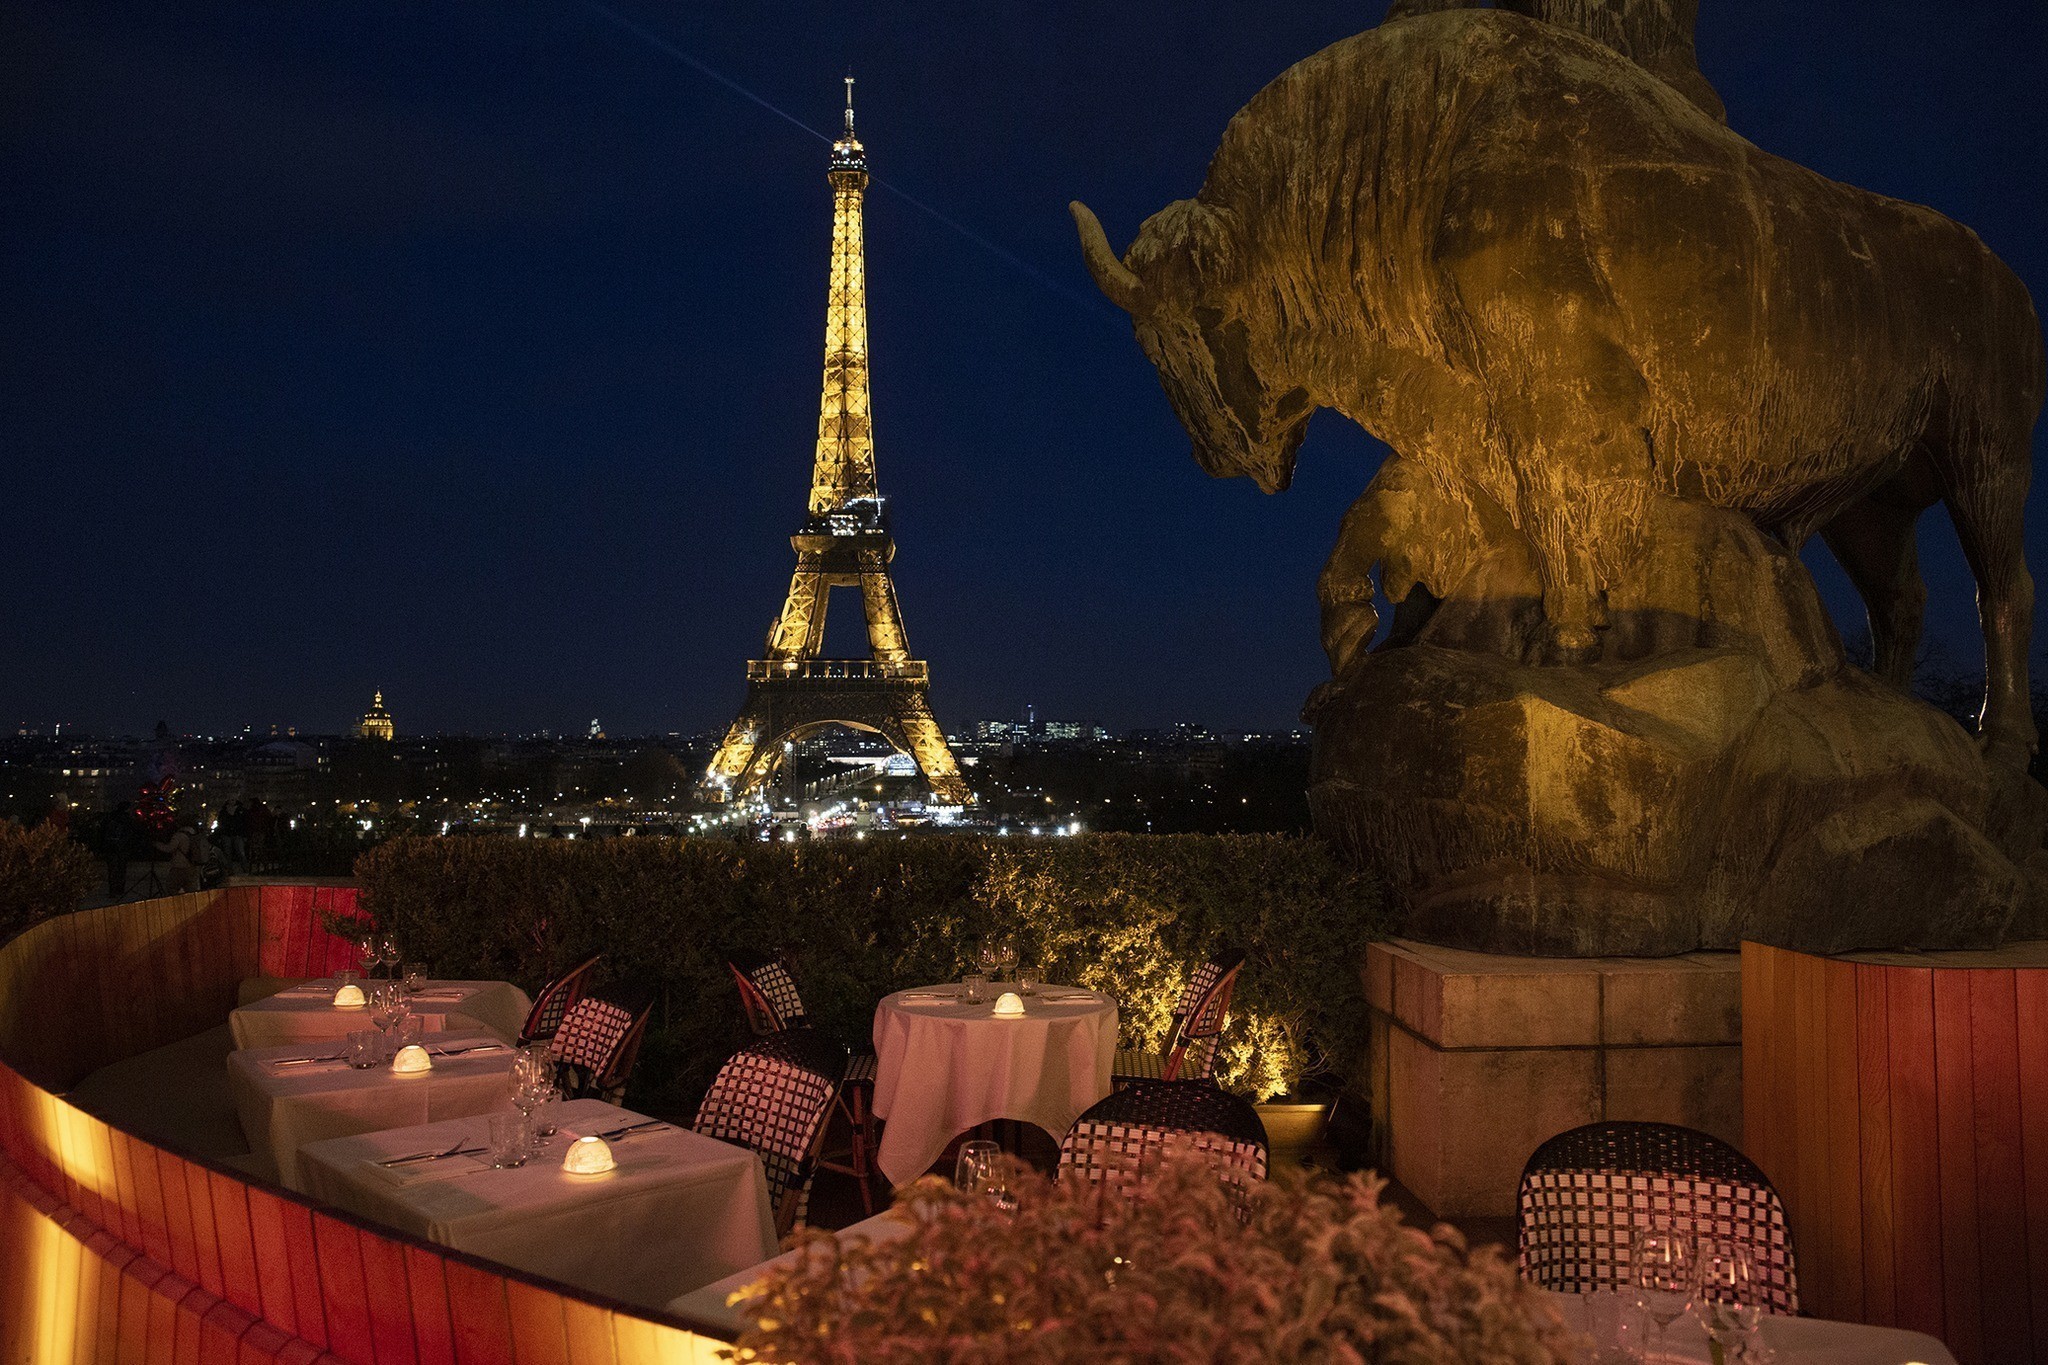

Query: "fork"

xmin=597 ymin=1119 xmax=670 ymax=1142
xmin=272 ymin=1053 xmax=345 ymax=1067
xmin=380 ymin=1138 xmax=481 ymax=1167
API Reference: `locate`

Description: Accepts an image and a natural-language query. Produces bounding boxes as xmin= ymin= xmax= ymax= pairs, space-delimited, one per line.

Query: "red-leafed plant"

xmin=726 ymin=1154 xmax=1578 ymax=1363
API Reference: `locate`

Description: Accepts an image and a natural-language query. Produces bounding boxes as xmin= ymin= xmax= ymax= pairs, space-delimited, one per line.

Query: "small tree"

xmin=0 ymin=819 xmax=95 ymax=944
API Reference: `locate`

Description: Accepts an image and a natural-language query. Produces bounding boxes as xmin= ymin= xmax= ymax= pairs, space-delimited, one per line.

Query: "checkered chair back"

xmin=518 ymin=953 xmax=600 ymax=1045
xmin=728 ymin=955 xmax=809 ymax=1034
xmin=694 ymin=1029 xmax=845 ymax=1234
xmin=1164 ymin=952 xmax=1243 ymax=1082
xmin=1059 ymin=1079 xmax=1268 ymax=1199
xmin=1517 ymin=1121 xmax=1799 ymax=1314
xmin=547 ymin=997 xmax=650 ymax=1104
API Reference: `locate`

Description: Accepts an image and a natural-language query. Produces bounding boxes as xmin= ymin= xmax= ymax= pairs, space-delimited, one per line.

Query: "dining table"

xmin=1536 ymin=1288 xmax=1958 ymax=1364
xmin=227 ymin=1029 xmax=517 ymax=1191
xmin=295 ymin=1097 xmax=778 ymax=1312
xmin=870 ymin=984 xmax=1117 ymax=1187
xmin=227 ymin=978 xmax=531 ymax=1051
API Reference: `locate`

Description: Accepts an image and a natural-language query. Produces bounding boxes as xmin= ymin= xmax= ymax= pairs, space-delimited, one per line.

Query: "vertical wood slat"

xmin=310 ymin=1212 xmax=375 ymax=1365
xmin=357 ymin=1229 xmax=420 ymax=1365
xmin=442 ymin=1259 xmax=516 ymax=1364
xmin=1886 ymin=967 xmax=1945 ymax=1341
xmin=402 ymin=1245 xmax=457 ymax=1365
xmin=1854 ymin=962 xmax=1899 ymax=1327
xmin=1969 ymin=970 xmax=2030 ymax=1364
xmin=1821 ymin=959 xmax=1864 ymax=1323
xmin=2017 ymin=972 xmax=2048 ymax=1365
xmin=1933 ymin=971 xmax=1983 ymax=1365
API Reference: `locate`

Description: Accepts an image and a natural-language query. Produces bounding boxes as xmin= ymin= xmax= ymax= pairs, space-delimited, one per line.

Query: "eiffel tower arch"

xmin=703 ymin=80 xmax=972 ymax=808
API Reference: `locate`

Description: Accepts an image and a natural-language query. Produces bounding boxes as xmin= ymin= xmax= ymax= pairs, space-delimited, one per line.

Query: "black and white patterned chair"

xmin=547 ymin=996 xmax=650 ymax=1106
xmin=694 ymin=1029 xmax=847 ymax=1235
xmin=729 ymin=955 xmax=809 ymax=1034
xmin=726 ymin=953 xmax=882 ymax=1214
xmin=1112 ymin=951 xmax=1244 ymax=1087
xmin=1517 ymin=1121 xmax=1799 ymax=1314
xmin=1058 ymin=1079 xmax=1269 ymax=1198
xmin=517 ymin=953 xmax=601 ymax=1046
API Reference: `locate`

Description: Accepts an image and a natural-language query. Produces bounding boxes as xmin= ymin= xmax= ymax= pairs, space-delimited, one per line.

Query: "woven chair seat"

xmin=1111 ymin=1048 xmax=1166 ymax=1083
xmin=844 ymin=1050 xmax=878 ymax=1085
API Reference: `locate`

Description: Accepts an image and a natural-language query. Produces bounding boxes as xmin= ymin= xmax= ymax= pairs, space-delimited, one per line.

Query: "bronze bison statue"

xmin=1073 ymin=5 xmax=2043 ymax=767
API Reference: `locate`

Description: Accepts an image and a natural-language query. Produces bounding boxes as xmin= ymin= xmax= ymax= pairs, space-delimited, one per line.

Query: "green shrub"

xmin=354 ymin=834 xmax=1387 ymax=1114
xmin=0 ymin=820 xmax=96 ymax=945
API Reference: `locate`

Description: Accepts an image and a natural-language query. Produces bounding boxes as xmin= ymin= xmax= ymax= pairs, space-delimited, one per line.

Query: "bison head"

xmin=1071 ymin=200 xmax=1313 ymax=493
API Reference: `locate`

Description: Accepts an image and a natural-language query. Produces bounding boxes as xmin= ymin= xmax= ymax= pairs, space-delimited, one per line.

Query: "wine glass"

xmin=1632 ymin=1229 xmax=1695 ymax=1362
xmin=508 ymin=1075 xmax=547 ymax=1154
xmin=955 ymin=1139 xmax=1000 ymax=1192
xmin=401 ymin=962 xmax=427 ymax=996
xmin=376 ymin=934 xmax=401 ymax=980
xmin=368 ymin=983 xmax=402 ymax=1060
xmin=995 ymin=937 xmax=1020 ymax=984
xmin=976 ymin=940 xmax=1000 ymax=982
xmin=355 ymin=934 xmax=380 ymax=978
xmin=1693 ymin=1239 xmax=1765 ymax=1361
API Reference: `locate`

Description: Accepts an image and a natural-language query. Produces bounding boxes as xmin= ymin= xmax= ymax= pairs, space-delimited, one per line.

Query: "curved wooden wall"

xmin=1743 ymin=941 xmax=2048 ymax=1365
xmin=0 ymin=884 xmax=731 ymax=1363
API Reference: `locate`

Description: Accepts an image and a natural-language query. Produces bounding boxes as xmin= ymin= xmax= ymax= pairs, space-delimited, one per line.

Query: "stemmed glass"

xmin=508 ymin=1074 xmax=549 ymax=1156
xmin=1693 ymin=1239 xmax=1766 ymax=1362
xmin=377 ymin=934 xmax=401 ymax=980
xmin=355 ymin=934 xmax=381 ymax=979
xmin=955 ymin=1140 xmax=1000 ymax=1192
xmin=368 ymin=983 xmax=403 ymax=1061
xmin=994 ymin=937 xmax=1020 ymax=984
xmin=401 ymin=962 xmax=427 ymax=996
xmin=1632 ymin=1229 xmax=1695 ymax=1363
xmin=976 ymin=940 xmax=1000 ymax=983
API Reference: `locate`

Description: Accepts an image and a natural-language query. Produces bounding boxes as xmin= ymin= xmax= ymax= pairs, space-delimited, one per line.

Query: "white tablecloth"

xmin=297 ymin=1098 xmax=778 ymax=1311
xmin=871 ymin=985 xmax=1116 ymax=1187
xmin=228 ymin=1030 xmax=517 ymax=1191
xmin=667 ymin=1209 xmax=913 ymax=1334
xmin=1538 ymin=1289 xmax=1958 ymax=1364
xmin=228 ymin=979 xmax=531 ymax=1051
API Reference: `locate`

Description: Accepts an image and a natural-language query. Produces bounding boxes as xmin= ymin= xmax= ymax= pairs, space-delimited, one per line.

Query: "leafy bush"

xmin=354 ymin=834 xmax=1386 ymax=1113
xmin=730 ymin=1154 xmax=1576 ymax=1362
xmin=0 ymin=820 xmax=96 ymax=945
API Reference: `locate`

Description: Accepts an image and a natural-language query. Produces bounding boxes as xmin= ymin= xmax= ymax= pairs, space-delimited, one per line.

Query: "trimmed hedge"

xmin=354 ymin=834 xmax=1388 ymax=1113
xmin=0 ymin=820 xmax=95 ymax=944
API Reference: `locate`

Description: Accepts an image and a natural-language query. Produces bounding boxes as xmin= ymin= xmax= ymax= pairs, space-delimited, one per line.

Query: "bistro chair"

xmin=727 ymin=953 xmax=883 ymax=1214
xmin=1058 ymin=1079 xmax=1269 ymax=1198
xmin=728 ymin=954 xmax=809 ymax=1033
xmin=548 ymin=996 xmax=651 ymax=1107
xmin=1517 ymin=1120 xmax=1799 ymax=1314
xmin=517 ymin=953 xmax=602 ymax=1046
xmin=694 ymin=1028 xmax=847 ymax=1236
xmin=1112 ymin=951 xmax=1244 ymax=1088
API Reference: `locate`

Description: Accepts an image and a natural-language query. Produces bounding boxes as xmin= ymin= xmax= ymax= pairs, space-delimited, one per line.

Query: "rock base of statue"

xmin=1362 ymin=939 xmax=1741 ymax=1218
xmin=1307 ymin=492 xmax=2048 ymax=956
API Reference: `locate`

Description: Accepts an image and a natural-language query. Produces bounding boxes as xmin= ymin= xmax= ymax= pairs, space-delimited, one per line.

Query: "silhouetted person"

xmin=98 ymin=806 xmax=132 ymax=899
xmin=157 ymin=824 xmax=197 ymax=894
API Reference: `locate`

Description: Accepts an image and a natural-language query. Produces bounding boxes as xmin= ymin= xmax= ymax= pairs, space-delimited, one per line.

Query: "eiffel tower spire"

xmin=703 ymin=81 xmax=971 ymax=807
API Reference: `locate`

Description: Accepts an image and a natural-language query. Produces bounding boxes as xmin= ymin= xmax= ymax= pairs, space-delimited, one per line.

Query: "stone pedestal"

xmin=1364 ymin=938 xmax=1740 ymax=1219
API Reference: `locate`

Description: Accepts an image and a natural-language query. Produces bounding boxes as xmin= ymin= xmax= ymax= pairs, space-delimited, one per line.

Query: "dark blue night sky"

xmin=3 ymin=1 xmax=2044 ymax=736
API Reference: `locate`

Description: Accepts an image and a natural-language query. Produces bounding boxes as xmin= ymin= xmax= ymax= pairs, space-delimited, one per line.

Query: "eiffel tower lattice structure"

xmin=703 ymin=80 xmax=972 ymax=807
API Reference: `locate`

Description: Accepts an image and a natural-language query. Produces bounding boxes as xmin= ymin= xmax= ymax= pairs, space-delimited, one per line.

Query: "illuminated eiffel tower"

xmin=703 ymin=79 xmax=971 ymax=806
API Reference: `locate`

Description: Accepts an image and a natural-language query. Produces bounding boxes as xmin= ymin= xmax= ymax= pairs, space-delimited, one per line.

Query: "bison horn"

xmin=1070 ymin=201 xmax=1146 ymax=315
